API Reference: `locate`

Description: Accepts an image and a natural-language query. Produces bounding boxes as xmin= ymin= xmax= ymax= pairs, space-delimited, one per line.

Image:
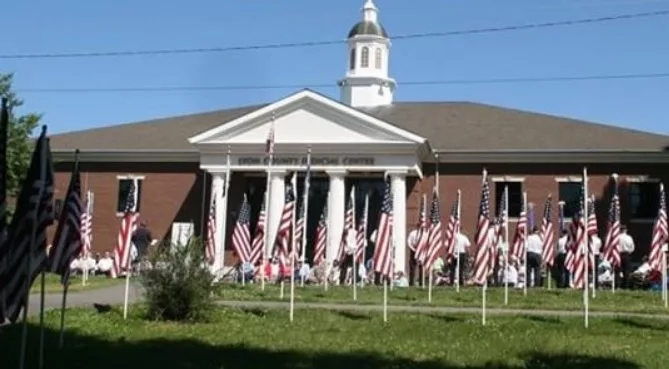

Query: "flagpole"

xmin=383 ymin=235 xmax=392 ymax=323
xmin=590 ymin=195 xmax=596 ymax=300
xmin=300 ymin=146 xmax=311 ymax=286
xmin=611 ymin=174 xmax=619 ymax=294
xmin=361 ymin=193 xmax=369 ymax=289
xmin=352 ymin=186 xmax=358 ymax=301
xmin=456 ymin=189 xmax=462 ymax=293
xmin=122 ymin=178 xmax=140 ymax=320
xmin=547 ymin=195 xmax=552 ymax=290
xmin=82 ymin=174 xmax=89 ymax=287
xmin=504 ymin=186 xmax=510 ymax=305
xmin=262 ymin=115 xmax=275 ymax=292
xmin=20 ymin=126 xmax=48 ymax=369
xmin=583 ymin=167 xmax=590 ymax=328
xmin=58 ymin=272 xmax=70 ymax=348
xmin=523 ymin=195 xmax=529 ymax=297
xmin=324 ymin=190 xmax=331 ymax=291
xmin=220 ymin=146 xmax=232 ymax=279
xmin=481 ymin=169 xmax=488 ymax=326
xmin=662 ymin=248 xmax=667 ymax=308
xmin=289 ymin=174 xmax=297 ymax=322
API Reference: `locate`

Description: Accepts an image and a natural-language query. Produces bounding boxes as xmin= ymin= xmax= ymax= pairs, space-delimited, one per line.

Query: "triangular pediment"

xmin=188 ymin=90 xmax=426 ymax=146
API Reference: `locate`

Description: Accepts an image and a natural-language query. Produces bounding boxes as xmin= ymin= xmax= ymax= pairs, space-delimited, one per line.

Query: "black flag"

xmin=47 ymin=150 xmax=82 ymax=282
xmin=0 ymin=126 xmax=54 ymax=323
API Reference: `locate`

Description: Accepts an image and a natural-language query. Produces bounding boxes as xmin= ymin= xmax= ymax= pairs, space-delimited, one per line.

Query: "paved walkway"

xmin=26 ymin=283 xmax=143 ymax=316
xmin=27 ymin=284 xmax=669 ymax=320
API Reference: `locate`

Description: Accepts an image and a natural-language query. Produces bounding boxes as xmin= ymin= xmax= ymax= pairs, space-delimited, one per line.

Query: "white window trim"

xmin=555 ymin=176 xmax=583 ymax=182
xmin=116 ymin=175 xmax=145 ymax=217
xmin=491 ymin=176 xmax=525 ymax=183
xmin=627 ymin=176 xmax=660 ymax=222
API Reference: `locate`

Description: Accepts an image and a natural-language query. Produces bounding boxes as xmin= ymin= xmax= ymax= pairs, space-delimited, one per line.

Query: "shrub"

xmin=140 ymin=237 xmax=216 ymax=322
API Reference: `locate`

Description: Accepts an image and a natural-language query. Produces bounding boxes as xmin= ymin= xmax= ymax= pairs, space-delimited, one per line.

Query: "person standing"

xmin=450 ymin=231 xmax=470 ymax=286
xmin=526 ymin=227 xmax=543 ymax=287
xmin=556 ymin=229 xmax=569 ymax=288
xmin=619 ymin=225 xmax=635 ymax=288
xmin=590 ymin=232 xmax=602 ymax=288
xmin=131 ymin=220 xmax=155 ymax=271
xmin=406 ymin=227 xmax=422 ymax=286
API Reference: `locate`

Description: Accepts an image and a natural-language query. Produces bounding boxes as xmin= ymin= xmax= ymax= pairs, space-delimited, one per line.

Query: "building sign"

xmin=237 ymin=156 xmax=375 ymax=166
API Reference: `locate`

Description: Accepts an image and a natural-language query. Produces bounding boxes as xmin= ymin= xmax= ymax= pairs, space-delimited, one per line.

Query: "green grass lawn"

xmin=1 ymin=306 xmax=666 ymax=368
xmin=29 ymin=273 xmax=123 ymax=294
xmin=217 ymin=283 xmax=669 ymax=314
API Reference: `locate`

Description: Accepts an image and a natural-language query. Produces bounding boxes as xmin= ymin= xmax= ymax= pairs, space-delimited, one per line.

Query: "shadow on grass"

xmin=429 ymin=314 xmax=462 ymax=323
xmin=522 ymin=315 xmax=562 ymax=324
xmin=335 ymin=311 xmax=372 ymax=320
xmin=0 ymin=323 xmax=644 ymax=369
xmin=613 ymin=317 xmax=668 ymax=331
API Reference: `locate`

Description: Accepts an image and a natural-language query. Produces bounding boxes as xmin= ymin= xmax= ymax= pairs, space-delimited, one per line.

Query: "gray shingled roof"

xmin=49 ymin=101 xmax=669 ymax=152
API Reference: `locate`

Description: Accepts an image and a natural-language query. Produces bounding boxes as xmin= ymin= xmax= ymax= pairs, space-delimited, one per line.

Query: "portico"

xmin=188 ymin=89 xmax=428 ymax=274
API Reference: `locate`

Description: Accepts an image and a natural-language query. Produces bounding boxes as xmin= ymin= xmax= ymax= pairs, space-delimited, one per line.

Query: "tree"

xmin=0 ymin=73 xmax=41 ymax=202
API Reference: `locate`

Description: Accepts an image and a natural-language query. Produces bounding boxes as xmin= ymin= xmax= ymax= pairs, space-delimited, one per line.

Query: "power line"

xmin=15 ymin=72 xmax=669 ymax=93
xmin=2 ymin=9 xmax=668 ymax=59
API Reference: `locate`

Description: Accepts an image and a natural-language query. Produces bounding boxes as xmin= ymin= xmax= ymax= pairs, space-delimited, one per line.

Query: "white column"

xmin=266 ymin=169 xmax=286 ymax=257
xmin=327 ymin=170 xmax=347 ymax=265
xmin=390 ymin=170 xmax=407 ymax=275
xmin=211 ymin=172 xmax=227 ymax=276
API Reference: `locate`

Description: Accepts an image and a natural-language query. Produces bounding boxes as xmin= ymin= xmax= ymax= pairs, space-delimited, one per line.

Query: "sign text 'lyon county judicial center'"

xmin=237 ymin=156 xmax=376 ymax=166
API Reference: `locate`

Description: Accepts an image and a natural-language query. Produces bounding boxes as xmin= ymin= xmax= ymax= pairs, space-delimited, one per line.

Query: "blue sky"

xmin=2 ymin=0 xmax=668 ymax=135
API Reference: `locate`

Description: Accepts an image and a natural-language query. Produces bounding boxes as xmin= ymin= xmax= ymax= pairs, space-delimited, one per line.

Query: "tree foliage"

xmin=0 ymin=73 xmax=41 ymax=200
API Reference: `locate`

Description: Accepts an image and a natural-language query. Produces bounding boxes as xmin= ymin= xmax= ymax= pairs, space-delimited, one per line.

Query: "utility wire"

xmin=2 ymin=9 xmax=667 ymax=59
xmin=15 ymin=72 xmax=669 ymax=93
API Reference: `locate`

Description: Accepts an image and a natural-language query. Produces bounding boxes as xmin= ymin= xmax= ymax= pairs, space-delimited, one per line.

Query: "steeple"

xmin=338 ymin=0 xmax=396 ymax=108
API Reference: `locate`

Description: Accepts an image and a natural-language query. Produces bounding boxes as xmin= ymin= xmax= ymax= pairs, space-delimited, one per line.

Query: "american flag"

xmin=111 ymin=179 xmax=140 ymax=278
xmin=527 ymin=202 xmax=536 ymax=232
xmin=587 ymin=196 xmax=598 ymax=236
xmin=47 ymin=155 xmax=83 ymax=282
xmin=338 ymin=192 xmax=354 ymax=262
xmin=354 ymin=194 xmax=369 ymax=264
xmin=510 ymin=195 xmax=528 ymax=262
xmin=313 ymin=203 xmax=328 ymax=265
xmin=372 ymin=178 xmax=393 ymax=278
xmin=205 ymin=192 xmax=216 ymax=264
xmin=273 ymin=175 xmax=296 ymax=267
xmin=603 ymin=184 xmax=621 ymax=268
xmin=294 ymin=200 xmax=305 ymax=261
xmin=471 ymin=171 xmax=492 ymax=285
xmin=494 ymin=187 xmax=507 ymax=248
xmin=0 ymin=127 xmax=55 ymax=323
xmin=443 ymin=193 xmax=460 ymax=261
xmin=413 ymin=195 xmax=430 ymax=265
xmin=540 ymin=195 xmax=555 ymax=267
xmin=80 ymin=191 xmax=93 ymax=258
xmin=232 ymin=195 xmax=252 ymax=263
xmin=649 ymin=183 xmax=668 ymax=271
xmin=249 ymin=195 xmax=266 ymax=264
xmin=266 ymin=122 xmax=275 ymax=155
xmin=570 ymin=180 xmax=588 ymax=289
xmin=424 ymin=187 xmax=444 ymax=269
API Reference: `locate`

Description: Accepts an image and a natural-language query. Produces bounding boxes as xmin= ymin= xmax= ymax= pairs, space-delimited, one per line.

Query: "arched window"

xmin=375 ymin=48 xmax=382 ymax=69
xmin=361 ymin=46 xmax=370 ymax=68
xmin=349 ymin=49 xmax=356 ymax=70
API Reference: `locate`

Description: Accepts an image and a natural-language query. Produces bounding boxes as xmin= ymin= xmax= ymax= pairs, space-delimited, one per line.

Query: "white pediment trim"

xmin=188 ymin=89 xmax=427 ymax=145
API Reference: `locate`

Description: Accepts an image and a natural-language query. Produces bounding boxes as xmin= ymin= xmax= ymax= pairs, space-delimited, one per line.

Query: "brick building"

xmin=49 ymin=1 xmax=668 ymax=274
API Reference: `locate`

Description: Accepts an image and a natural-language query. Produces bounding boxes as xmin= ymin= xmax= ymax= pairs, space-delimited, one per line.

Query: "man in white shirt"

xmin=449 ymin=231 xmax=470 ymax=286
xmin=556 ymin=229 xmax=569 ymax=288
xmin=618 ymin=225 xmax=635 ymax=288
xmin=406 ymin=227 xmax=422 ymax=286
xmin=526 ymin=226 xmax=543 ymax=287
xmin=590 ymin=232 xmax=602 ymax=288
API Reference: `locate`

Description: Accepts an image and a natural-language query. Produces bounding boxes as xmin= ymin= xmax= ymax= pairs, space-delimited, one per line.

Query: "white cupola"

xmin=338 ymin=0 xmax=396 ymax=108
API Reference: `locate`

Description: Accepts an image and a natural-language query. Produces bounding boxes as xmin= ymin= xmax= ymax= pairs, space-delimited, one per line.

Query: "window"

xmin=361 ymin=46 xmax=370 ymax=67
xmin=558 ymin=181 xmax=582 ymax=218
xmin=374 ymin=48 xmax=382 ymax=69
xmin=494 ymin=181 xmax=522 ymax=218
xmin=116 ymin=177 xmax=143 ymax=214
xmin=628 ymin=181 xmax=660 ymax=219
xmin=349 ymin=49 xmax=356 ymax=70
